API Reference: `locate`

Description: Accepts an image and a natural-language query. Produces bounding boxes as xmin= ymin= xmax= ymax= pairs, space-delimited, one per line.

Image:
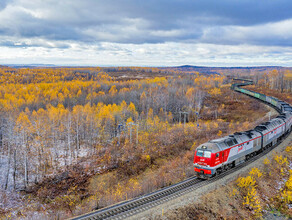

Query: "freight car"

xmin=194 ymin=79 xmax=292 ymax=179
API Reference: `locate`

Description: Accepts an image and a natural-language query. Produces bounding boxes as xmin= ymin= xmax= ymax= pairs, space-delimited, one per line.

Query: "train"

xmin=193 ymin=79 xmax=292 ymax=179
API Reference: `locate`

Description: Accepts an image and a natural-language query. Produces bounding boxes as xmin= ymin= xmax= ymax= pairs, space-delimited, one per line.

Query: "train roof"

xmin=210 ymin=137 xmax=228 ymax=142
xmin=209 ymin=130 xmax=259 ymax=150
xmin=270 ymin=96 xmax=279 ymax=101
xmin=283 ymin=107 xmax=292 ymax=112
xmin=276 ymin=115 xmax=287 ymax=120
xmin=278 ymin=100 xmax=287 ymax=104
xmin=234 ymin=129 xmax=258 ymax=136
xmin=196 ymin=142 xmax=220 ymax=153
xmin=255 ymin=118 xmax=283 ymax=132
xmin=277 ymin=112 xmax=292 ymax=118
xmin=211 ymin=130 xmax=260 ymax=143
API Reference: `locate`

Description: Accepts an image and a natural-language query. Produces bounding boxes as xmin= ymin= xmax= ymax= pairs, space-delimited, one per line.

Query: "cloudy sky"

xmin=1 ymin=0 xmax=292 ymax=66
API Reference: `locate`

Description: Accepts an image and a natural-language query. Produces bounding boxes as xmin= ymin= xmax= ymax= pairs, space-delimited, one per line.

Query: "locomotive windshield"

xmin=196 ymin=149 xmax=211 ymax=158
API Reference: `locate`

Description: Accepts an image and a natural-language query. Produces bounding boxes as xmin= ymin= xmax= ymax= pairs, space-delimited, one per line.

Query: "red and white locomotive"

xmin=193 ymin=80 xmax=292 ymax=179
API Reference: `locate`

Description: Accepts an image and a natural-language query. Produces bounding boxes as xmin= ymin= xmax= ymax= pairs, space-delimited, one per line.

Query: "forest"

xmin=0 ymin=66 xmax=291 ymax=219
xmin=159 ymin=145 xmax=292 ymax=219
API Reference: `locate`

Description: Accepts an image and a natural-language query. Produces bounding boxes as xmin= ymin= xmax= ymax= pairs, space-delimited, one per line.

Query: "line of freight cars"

xmin=193 ymin=79 xmax=292 ymax=179
xmin=232 ymin=79 xmax=292 ymax=113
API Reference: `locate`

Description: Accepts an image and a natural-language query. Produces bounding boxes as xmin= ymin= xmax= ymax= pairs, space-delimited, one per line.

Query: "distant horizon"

xmin=2 ymin=63 xmax=292 ymax=68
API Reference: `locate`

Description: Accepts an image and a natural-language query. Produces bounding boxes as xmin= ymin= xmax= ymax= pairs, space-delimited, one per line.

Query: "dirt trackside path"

xmin=128 ymin=132 xmax=292 ymax=220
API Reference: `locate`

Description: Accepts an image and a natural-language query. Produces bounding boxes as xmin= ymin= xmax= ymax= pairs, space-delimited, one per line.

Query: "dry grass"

xmin=155 ymin=143 xmax=292 ymax=220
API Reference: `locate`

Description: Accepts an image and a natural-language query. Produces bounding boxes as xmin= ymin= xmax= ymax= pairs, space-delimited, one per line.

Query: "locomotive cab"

xmin=193 ymin=142 xmax=221 ymax=178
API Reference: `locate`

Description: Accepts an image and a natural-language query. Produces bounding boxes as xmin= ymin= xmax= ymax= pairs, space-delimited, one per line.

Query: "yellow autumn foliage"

xmin=249 ymin=168 xmax=263 ymax=178
xmin=237 ymin=175 xmax=256 ymax=189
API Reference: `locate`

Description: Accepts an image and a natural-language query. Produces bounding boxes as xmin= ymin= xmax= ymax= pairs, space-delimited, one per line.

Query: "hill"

xmin=162 ymin=65 xmax=292 ymax=76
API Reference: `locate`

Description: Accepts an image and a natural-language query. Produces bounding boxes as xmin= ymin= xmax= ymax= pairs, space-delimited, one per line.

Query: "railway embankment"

xmin=131 ymin=133 xmax=292 ymax=220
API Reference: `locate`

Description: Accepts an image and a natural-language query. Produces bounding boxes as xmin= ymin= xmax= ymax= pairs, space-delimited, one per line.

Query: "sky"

xmin=1 ymin=0 xmax=292 ymax=67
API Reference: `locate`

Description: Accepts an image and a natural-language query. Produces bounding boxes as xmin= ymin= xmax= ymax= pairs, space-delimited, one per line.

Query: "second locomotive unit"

xmin=193 ymin=79 xmax=292 ymax=179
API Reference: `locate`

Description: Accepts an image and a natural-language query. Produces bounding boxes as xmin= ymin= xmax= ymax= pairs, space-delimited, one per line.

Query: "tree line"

xmin=0 ymin=66 xmax=224 ymax=191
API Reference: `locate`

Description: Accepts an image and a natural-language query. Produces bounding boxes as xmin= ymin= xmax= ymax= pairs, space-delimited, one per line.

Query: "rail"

xmin=71 ymin=79 xmax=290 ymax=220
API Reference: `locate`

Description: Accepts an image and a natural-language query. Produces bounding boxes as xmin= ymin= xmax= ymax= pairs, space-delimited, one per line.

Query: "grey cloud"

xmin=0 ymin=38 xmax=71 ymax=48
xmin=200 ymin=19 xmax=292 ymax=47
xmin=0 ymin=0 xmax=292 ymax=48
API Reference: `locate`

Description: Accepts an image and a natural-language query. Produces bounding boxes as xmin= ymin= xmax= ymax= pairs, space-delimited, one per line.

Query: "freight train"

xmin=193 ymin=79 xmax=292 ymax=179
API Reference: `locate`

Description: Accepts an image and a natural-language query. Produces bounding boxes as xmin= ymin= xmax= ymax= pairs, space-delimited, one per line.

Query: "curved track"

xmin=71 ymin=79 xmax=290 ymax=220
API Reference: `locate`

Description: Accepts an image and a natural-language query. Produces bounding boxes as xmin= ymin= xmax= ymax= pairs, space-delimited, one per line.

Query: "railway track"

xmin=71 ymin=132 xmax=289 ymax=220
xmin=71 ymin=79 xmax=290 ymax=220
